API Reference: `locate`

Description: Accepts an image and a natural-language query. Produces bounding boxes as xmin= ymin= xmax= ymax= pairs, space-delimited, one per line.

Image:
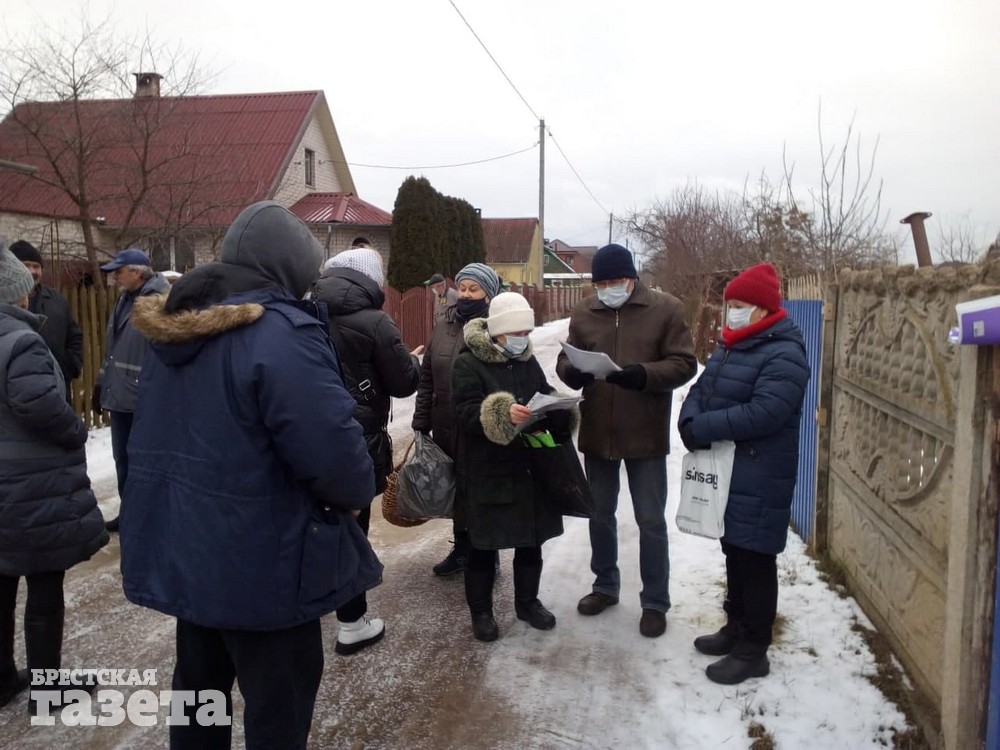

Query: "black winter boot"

xmin=25 ymin=609 xmax=65 ymax=716
xmin=705 ymin=653 xmax=770 ymax=684
xmin=513 ymin=563 xmax=555 ymax=630
xmin=695 ymin=597 xmax=742 ymax=655
xmin=706 ymin=628 xmax=769 ymax=685
xmin=0 ymin=608 xmax=29 ymax=709
xmin=434 ymin=531 xmax=470 ymax=577
xmin=464 ymin=567 xmax=498 ymax=642
xmin=694 ymin=622 xmax=739 ymax=656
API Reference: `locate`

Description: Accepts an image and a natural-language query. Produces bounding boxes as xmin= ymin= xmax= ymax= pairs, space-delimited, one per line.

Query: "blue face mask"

xmin=727 ymin=305 xmax=756 ymax=330
xmin=497 ymin=335 xmax=529 ymax=358
xmin=596 ymin=282 xmax=631 ymax=309
xmin=456 ymin=298 xmax=489 ymax=320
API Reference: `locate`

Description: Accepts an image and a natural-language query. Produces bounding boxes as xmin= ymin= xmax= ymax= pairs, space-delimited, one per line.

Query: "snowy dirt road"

xmin=0 ymin=318 xmax=912 ymax=749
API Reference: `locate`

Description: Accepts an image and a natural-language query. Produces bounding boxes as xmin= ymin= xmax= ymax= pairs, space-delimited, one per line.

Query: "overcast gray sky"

xmin=3 ymin=0 xmax=998 ymax=261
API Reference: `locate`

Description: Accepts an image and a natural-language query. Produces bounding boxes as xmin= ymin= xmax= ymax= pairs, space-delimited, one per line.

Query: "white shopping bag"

xmin=675 ymin=441 xmax=736 ymax=539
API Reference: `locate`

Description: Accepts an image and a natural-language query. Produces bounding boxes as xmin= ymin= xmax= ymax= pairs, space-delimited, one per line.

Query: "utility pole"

xmin=538 ymin=118 xmax=545 ymax=288
xmin=608 ymin=213 xmax=613 ymax=244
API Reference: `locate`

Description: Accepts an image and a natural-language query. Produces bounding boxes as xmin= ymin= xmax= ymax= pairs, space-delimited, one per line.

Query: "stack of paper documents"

xmin=559 ymin=341 xmax=622 ymax=379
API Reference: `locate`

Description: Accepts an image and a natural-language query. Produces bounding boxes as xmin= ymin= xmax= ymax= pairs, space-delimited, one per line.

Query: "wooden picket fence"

xmin=383 ymin=281 xmax=589 ymax=351
xmin=59 ymin=285 xmax=117 ymax=429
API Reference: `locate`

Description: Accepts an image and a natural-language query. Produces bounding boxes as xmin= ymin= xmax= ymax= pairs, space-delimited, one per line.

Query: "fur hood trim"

xmin=481 ymin=391 xmax=520 ymax=446
xmin=462 ymin=318 xmax=533 ymax=363
xmin=131 ymin=294 xmax=265 ymax=344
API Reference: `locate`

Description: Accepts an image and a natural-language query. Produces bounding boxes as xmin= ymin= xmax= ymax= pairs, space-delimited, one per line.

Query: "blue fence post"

xmin=783 ymin=300 xmax=823 ymax=545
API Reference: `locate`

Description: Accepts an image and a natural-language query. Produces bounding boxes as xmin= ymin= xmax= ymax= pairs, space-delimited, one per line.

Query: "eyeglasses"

xmin=592 ymin=278 xmax=630 ymax=290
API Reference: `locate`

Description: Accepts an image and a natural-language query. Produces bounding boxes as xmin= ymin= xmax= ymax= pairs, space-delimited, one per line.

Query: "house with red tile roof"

xmin=0 ymin=78 xmax=391 ymax=277
xmin=481 ymin=217 xmax=543 ymax=288
xmin=549 ymin=238 xmax=598 ymax=275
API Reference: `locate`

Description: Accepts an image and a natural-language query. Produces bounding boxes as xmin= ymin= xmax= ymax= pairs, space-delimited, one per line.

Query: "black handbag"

xmin=527 ymin=434 xmax=594 ymax=518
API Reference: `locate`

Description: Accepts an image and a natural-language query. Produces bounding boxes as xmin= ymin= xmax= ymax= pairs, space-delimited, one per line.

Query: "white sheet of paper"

xmin=559 ymin=341 xmax=622 ymax=379
xmin=526 ymin=391 xmax=583 ymax=415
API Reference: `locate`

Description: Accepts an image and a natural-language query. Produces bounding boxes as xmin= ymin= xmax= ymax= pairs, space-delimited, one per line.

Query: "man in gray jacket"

xmin=94 ymin=249 xmax=170 ymax=532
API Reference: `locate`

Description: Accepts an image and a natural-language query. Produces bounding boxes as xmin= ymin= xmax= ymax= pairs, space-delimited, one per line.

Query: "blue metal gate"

xmin=783 ymin=300 xmax=823 ymax=545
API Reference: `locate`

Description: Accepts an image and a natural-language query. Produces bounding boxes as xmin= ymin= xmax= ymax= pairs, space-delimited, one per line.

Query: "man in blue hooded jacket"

xmin=121 ymin=201 xmax=381 ymax=750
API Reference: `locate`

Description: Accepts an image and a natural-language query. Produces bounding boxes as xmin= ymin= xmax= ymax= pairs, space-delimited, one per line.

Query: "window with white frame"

xmin=304 ymin=148 xmax=315 ymax=187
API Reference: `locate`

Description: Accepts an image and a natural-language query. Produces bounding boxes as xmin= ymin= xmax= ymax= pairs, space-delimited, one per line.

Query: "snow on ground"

xmin=79 ymin=317 xmax=909 ymax=748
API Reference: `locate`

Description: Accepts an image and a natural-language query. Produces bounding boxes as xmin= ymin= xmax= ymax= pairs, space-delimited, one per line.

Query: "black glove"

xmin=91 ymin=385 xmax=102 ymax=413
xmin=561 ymin=364 xmax=595 ymax=391
xmin=679 ymin=420 xmax=705 ymax=452
xmin=606 ymin=364 xmax=647 ymax=391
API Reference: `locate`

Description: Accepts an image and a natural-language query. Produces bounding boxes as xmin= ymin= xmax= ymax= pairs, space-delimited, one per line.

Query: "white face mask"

xmin=496 ymin=335 xmax=529 ymax=357
xmin=596 ymin=282 xmax=631 ymax=309
xmin=727 ymin=305 xmax=756 ymax=330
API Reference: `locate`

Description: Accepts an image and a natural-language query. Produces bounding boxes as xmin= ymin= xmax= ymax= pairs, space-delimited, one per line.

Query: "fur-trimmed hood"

xmin=132 ymin=294 xmax=264 ymax=345
xmin=461 ymin=318 xmax=533 ymax=363
xmin=130 ymin=262 xmax=294 ymax=367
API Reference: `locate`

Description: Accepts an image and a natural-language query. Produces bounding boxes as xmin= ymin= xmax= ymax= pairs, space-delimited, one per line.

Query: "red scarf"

xmin=721 ymin=308 xmax=787 ymax=348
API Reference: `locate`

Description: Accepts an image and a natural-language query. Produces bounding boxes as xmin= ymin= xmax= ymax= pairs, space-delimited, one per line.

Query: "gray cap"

xmin=0 ymin=240 xmax=36 ymax=305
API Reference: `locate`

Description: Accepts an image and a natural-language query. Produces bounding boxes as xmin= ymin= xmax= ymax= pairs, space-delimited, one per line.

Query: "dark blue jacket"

xmin=678 ymin=316 xmax=810 ymax=554
xmin=121 ymin=282 xmax=380 ymax=631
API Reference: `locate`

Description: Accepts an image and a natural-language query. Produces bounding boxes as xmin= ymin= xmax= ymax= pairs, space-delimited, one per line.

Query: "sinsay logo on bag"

xmin=683 ymin=468 xmax=719 ymax=490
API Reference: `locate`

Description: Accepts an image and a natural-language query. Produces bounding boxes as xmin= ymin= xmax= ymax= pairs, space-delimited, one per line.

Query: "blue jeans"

xmin=584 ymin=455 xmax=670 ymax=612
xmin=109 ymin=410 xmax=134 ymax=501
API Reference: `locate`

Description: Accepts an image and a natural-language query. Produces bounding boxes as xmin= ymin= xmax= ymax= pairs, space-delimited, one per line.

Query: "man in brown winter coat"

xmin=556 ymin=243 xmax=696 ymax=638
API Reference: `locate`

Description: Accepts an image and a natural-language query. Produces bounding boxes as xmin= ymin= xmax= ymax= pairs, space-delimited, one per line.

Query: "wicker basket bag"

xmin=381 ymin=438 xmax=427 ymax=528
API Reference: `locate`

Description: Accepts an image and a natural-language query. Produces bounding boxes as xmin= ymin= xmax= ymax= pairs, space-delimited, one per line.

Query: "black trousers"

xmin=0 ymin=571 xmax=65 ymax=620
xmin=336 ymin=505 xmax=370 ymax=623
xmin=468 ymin=545 xmax=541 ymax=571
xmin=722 ymin=541 xmax=777 ymax=655
xmin=170 ymin=618 xmax=323 ymax=750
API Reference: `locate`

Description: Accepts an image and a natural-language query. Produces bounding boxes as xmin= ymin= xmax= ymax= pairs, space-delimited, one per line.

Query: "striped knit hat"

xmin=0 ymin=241 xmax=36 ymax=305
xmin=455 ymin=263 xmax=500 ymax=299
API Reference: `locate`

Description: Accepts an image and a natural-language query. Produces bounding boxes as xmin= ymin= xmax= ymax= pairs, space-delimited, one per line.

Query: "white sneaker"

xmin=335 ymin=616 xmax=385 ymax=655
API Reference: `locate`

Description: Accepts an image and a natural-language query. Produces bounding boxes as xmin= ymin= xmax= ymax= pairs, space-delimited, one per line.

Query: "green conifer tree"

xmin=388 ymin=176 xmax=444 ymax=290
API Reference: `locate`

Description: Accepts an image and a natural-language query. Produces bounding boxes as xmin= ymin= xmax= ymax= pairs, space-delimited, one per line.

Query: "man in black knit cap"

xmin=9 ymin=240 xmax=83 ymax=402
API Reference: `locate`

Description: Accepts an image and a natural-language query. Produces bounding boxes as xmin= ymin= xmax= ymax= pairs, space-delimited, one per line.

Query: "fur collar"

xmin=462 ymin=318 xmax=534 ymax=363
xmin=131 ymin=294 xmax=265 ymax=344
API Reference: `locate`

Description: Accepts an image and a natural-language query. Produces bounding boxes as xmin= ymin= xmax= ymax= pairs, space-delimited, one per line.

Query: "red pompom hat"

xmin=724 ymin=263 xmax=782 ymax=312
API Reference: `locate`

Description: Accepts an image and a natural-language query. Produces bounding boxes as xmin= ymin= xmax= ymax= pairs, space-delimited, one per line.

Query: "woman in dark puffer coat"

xmin=313 ymin=247 xmax=421 ymax=655
xmin=451 ymin=292 xmax=573 ymax=642
xmin=678 ymin=263 xmax=810 ymax=686
xmin=412 ymin=263 xmax=501 ymax=577
xmin=0 ymin=246 xmax=108 ymax=711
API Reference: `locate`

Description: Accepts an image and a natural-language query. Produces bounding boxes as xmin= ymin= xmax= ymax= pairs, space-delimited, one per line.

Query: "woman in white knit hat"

xmin=450 ymin=292 xmax=574 ymax=642
xmin=314 ymin=247 xmax=422 ymax=655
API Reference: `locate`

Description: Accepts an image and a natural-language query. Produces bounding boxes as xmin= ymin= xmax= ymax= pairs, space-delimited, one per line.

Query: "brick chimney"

xmin=133 ymin=72 xmax=162 ymax=99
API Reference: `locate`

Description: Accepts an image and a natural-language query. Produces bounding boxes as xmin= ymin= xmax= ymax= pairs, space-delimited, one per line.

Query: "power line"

xmin=446 ymin=0 xmax=539 ymax=121
xmin=446 ymin=0 xmax=611 ymax=221
xmin=547 ymin=130 xmax=610 ymax=216
xmin=343 ymin=143 xmax=538 ymax=170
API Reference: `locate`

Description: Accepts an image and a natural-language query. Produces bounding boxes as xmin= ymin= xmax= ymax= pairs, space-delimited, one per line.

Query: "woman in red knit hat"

xmin=677 ymin=263 xmax=810 ymax=685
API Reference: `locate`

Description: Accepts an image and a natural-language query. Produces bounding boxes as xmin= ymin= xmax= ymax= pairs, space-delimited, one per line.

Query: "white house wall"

xmin=271 ymin=115 xmax=346 ymax=207
xmin=0 ymin=213 xmax=108 ymax=260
